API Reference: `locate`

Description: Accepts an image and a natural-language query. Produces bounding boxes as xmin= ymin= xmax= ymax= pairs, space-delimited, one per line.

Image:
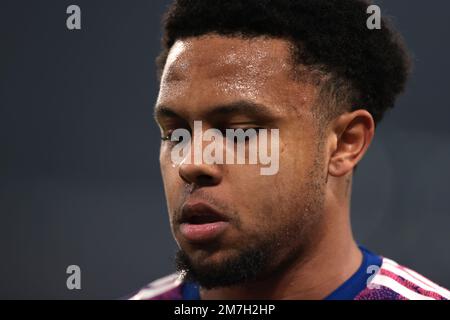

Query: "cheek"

xmin=159 ymin=145 xmax=177 ymax=179
xmin=159 ymin=149 xmax=181 ymax=203
xmin=279 ymin=127 xmax=317 ymax=176
xmin=223 ymin=140 xmax=308 ymax=218
xmin=226 ymin=170 xmax=282 ymax=227
xmin=261 ymin=144 xmax=314 ymax=210
xmin=159 ymin=158 xmax=170 ymax=187
xmin=159 ymin=143 xmax=171 ymax=166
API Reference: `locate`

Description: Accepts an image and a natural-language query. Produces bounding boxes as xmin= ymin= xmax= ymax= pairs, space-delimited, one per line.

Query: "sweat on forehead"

xmin=158 ymin=35 xmax=320 ymax=117
xmin=161 ymin=35 xmax=296 ymax=83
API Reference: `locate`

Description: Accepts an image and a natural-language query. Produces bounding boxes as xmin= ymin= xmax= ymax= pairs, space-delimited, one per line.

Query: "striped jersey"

xmin=128 ymin=247 xmax=450 ymax=300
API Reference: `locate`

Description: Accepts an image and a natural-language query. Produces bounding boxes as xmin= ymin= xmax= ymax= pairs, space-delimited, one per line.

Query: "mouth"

xmin=179 ymin=201 xmax=230 ymax=243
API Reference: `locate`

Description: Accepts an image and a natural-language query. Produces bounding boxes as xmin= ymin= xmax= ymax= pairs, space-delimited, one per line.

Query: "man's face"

xmin=155 ymin=35 xmax=328 ymax=288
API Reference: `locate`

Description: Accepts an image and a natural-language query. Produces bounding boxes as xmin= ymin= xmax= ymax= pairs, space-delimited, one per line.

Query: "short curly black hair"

xmin=156 ymin=0 xmax=411 ymax=125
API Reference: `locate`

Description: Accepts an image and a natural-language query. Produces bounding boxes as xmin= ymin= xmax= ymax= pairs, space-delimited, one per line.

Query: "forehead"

xmin=157 ymin=35 xmax=317 ymax=118
xmin=163 ymin=35 xmax=293 ymax=80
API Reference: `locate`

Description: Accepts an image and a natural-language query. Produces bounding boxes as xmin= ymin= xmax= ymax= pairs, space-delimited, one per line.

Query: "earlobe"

xmin=329 ymin=157 xmax=346 ymax=177
xmin=328 ymin=110 xmax=375 ymax=177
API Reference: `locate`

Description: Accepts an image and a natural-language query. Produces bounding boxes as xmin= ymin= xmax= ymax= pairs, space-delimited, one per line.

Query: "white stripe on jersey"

xmin=129 ymin=273 xmax=182 ymax=300
xmin=382 ymin=258 xmax=450 ymax=299
xmin=371 ymin=274 xmax=435 ymax=300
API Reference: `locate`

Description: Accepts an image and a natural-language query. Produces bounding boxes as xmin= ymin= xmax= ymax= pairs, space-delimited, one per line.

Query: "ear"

xmin=328 ymin=109 xmax=375 ymax=177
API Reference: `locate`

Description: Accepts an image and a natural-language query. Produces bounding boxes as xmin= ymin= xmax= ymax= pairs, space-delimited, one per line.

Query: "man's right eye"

xmin=160 ymin=130 xmax=174 ymax=141
xmin=161 ymin=134 xmax=171 ymax=141
xmin=161 ymin=130 xmax=187 ymax=142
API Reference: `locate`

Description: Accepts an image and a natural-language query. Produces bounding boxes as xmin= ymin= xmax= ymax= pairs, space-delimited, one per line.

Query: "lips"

xmin=179 ymin=201 xmax=230 ymax=243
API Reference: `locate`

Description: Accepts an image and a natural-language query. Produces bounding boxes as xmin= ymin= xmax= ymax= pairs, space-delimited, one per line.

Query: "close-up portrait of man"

xmin=1 ymin=0 xmax=449 ymax=303
xmin=127 ymin=0 xmax=449 ymax=300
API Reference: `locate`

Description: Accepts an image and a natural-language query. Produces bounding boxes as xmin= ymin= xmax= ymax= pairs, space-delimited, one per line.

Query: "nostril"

xmin=196 ymin=174 xmax=216 ymax=186
xmin=178 ymin=162 xmax=222 ymax=186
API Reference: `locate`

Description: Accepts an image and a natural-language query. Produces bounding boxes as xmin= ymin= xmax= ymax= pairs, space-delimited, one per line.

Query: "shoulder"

xmin=128 ymin=273 xmax=184 ymax=300
xmin=356 ymin=256 xmax=450 ymax=300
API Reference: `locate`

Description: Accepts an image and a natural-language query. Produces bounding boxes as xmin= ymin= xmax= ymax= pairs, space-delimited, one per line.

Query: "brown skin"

xmin=154 ymin=35 xmax=375 ymax=299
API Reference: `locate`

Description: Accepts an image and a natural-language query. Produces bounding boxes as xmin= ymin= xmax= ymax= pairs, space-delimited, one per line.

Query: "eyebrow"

xmin=153 ymin=100 xmax=277 ymax=122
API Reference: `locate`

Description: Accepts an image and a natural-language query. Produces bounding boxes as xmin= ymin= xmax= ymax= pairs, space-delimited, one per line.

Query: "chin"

xmin=186 ymin=245 xmax=238 ymax=264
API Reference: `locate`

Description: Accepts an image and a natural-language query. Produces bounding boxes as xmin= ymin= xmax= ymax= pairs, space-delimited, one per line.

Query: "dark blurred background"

xmin=0 ymin=0 xmax=449 ymax=299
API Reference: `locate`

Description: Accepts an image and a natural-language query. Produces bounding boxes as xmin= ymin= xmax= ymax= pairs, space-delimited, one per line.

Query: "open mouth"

xmin=184 ymin=212 xmax=227 ymax=224
xmin=179 ymin=202 xmax=230 ymax=243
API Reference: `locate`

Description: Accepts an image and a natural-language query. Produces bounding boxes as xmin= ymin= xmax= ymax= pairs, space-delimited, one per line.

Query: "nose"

xmin=178 ymin=159 xmax=223 ymax=187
